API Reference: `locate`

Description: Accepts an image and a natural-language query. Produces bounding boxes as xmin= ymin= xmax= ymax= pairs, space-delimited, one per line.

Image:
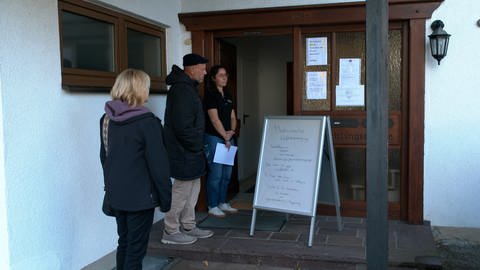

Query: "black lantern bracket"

xmin=428 ymin=20 xmax=451 ymax=65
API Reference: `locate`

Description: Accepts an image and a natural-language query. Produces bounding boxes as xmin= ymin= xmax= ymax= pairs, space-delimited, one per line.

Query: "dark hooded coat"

xmin=164 ymin=65 xmax=206 ymax=180
xmin=100 ymin=100 xmax=172 ymax=212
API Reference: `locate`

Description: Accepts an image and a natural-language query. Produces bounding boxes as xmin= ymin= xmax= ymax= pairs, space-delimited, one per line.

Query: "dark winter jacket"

xmin=164 ymin=65 xmax=206 ymax=180
xmin=100 ymin=100 xmax=172 ymax=212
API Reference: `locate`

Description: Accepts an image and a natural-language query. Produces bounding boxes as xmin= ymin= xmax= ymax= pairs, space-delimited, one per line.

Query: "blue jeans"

xmin=204 ymin=134 xmax=234 ymax=208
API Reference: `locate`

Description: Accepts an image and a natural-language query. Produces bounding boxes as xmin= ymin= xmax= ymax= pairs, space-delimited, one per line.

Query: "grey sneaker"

xmin=181 ymin=227 xmax=214 ymax=239
xmin=161 ymin=231 xmax=197 ymax=245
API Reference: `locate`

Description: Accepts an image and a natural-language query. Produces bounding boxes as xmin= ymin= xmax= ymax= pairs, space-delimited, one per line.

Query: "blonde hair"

xmin=110 ymin=69 xmax=150 ymax=107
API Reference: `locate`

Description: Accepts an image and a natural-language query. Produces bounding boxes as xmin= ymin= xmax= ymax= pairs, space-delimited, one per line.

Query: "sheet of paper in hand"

xmin=213 ymin=143 xmax=237 ymax=166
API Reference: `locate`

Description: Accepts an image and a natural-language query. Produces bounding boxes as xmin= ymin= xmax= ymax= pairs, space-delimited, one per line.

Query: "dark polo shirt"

xmin=204 ymin=89 xmax=233 ymax=138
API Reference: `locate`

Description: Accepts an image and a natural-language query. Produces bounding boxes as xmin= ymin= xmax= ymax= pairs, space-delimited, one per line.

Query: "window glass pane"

xmin=61 ymin=11 xmax=114 ymax=72
xmin=335 ymin=147 xmax=366 ymax=201
xmin=335 ymin=147 xmax=401 ymax=202
xmin=388 ymin=30 xmax=402 ymax=111
xmin=127 ymin=29 xmax=162 ymax=77
xmin=302 ymin=34 xmax=331 ymax=111
xmin=335 ymin=31 xmax=366 ymax=111
xmin=334 ymin=30 xmax=402 ymax=111
xmin=388 ymin=148 xmax=401 ymax=202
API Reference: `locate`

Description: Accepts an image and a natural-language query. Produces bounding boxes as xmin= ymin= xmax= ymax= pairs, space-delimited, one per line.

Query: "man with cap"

xmin=161 ymin=53 xmax=213 ymax=245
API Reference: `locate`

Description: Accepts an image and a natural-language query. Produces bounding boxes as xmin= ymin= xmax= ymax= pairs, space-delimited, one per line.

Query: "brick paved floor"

xmin=147 ymin=210 xmax=440 ymax=269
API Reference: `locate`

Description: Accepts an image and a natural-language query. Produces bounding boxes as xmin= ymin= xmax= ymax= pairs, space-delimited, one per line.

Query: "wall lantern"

xmin=428 ymin=20 xmax=451 ymax=65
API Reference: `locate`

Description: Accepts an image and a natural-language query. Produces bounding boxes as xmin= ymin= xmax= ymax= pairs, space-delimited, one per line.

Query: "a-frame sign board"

xmin=249 ymin=116 xmax=342 ymax=247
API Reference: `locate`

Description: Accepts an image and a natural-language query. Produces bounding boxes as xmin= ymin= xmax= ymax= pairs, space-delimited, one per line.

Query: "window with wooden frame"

xmin=58 ymin=0 xmax=167 ymax=92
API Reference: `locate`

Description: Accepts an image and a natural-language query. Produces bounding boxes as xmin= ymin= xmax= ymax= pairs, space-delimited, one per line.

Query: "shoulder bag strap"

xmin=102 ymin=115 xmax=110 ymax=155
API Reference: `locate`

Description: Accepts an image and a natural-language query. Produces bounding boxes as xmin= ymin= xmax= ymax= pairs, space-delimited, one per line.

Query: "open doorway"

xmin=222 ymin=35 xmax=293 ymax=193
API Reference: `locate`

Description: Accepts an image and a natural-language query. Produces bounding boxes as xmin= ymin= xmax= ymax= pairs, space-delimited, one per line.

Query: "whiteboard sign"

xmin=253 ymin=116 xmax=326 ymax=216
xmin=250 ymin=116 xmax=342 ymax=246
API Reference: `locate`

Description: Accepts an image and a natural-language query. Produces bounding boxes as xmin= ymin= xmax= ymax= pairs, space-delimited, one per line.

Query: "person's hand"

xmin=224 ymin=130 xmax=235 ymax=141
xmin=225 ymin=140 xmax=231 ymax=150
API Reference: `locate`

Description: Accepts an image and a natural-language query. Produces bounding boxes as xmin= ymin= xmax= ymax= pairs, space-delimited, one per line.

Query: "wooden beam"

xmin=190 ymin=31 xmax=205 ymax=56
xmin=366 ymin=0 xmax=389 ymax=269
xmin=292 ymin=27 xmax=302 ymax=115
xmin=408 ymin=19 xmax=426 ymax=224
xmin=179 ymin=1 xmax=443 ymax=31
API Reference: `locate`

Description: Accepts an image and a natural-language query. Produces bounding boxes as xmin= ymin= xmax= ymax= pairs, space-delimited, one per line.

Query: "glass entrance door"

xmin=301 ymin=25 xmax=405 ymax=219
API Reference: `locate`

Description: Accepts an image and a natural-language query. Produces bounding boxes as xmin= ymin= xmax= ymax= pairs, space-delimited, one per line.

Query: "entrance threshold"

xmin=147 ymin=209 xmax=440 ymax=269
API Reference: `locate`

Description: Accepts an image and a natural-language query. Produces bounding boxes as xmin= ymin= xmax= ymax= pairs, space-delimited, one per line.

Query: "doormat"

xmin=231 ymin=201 xmax=253 ymax=210
xmin=245 ymin=185 xmax=255 ymax=193
xmin=198 ymin=213 xmax=286 ymax=231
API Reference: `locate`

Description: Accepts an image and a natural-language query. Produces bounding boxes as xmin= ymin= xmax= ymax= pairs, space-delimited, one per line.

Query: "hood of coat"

xmin=166 ymin=65 xmax=198 ymax=87
xmin=104 ymin=100 xmax=151 ymax=122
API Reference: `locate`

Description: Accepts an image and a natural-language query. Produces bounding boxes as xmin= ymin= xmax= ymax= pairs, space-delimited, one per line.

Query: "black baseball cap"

xmin=183 ymin=53 xmax=209 ymax=67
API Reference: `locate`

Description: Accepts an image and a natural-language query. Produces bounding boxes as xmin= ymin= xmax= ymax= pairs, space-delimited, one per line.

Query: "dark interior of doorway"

xmin=220 ymin=35 xmax=293 ymax=201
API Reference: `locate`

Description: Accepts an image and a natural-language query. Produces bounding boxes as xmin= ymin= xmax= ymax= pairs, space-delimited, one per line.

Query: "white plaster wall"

xmin=257 ymin=36 xmax=292 ymax=120
xmin=0 ymin=64 xmax=11 ymax=270
xmin=0 ymin=0 xmax=184 ymax=269
xmin=424 ymin=0 xmax=480 ymax=227
xmin=230 ymin=38 xmax=261 ymax=180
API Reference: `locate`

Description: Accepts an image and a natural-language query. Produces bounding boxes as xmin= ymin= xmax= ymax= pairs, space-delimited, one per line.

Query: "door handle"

xmin=243 ymin=114 xmax=250 ymax=124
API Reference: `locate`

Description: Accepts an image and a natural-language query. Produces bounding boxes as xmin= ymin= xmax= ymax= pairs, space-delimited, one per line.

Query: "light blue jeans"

xmin=204 ymin=134 xmax=234 ymax=209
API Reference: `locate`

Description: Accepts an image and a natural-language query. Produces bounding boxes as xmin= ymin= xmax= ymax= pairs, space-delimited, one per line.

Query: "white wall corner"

xmin=180 ymin=24 xmax=193 ymax=58
xmin=424 ymin=0 xmax=480 ymax=227
xmin=0 ymin=66 xmax=11 ymax=270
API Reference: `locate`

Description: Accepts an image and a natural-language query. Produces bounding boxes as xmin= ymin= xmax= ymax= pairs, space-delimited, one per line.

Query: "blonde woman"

xmin=100 ymin=69 xmax=171 ymax=270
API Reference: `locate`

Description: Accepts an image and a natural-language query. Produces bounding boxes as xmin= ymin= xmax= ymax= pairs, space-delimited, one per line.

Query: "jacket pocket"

xmin=164 ymin=127 xmax=184 ymax=160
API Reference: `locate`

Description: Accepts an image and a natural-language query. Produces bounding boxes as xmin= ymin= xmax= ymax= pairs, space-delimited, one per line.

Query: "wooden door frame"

xmin=214 ymin=39 xmax=240 ymax=197
xmin=180 ymin=0 xmax=443 ymax=224
xmin=195 ymin=38 xmax=240 ymax=212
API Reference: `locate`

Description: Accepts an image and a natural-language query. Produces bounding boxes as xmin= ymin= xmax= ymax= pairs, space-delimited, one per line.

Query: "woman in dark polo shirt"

xmin=203 ymin=65 xmax=238 ymax=217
